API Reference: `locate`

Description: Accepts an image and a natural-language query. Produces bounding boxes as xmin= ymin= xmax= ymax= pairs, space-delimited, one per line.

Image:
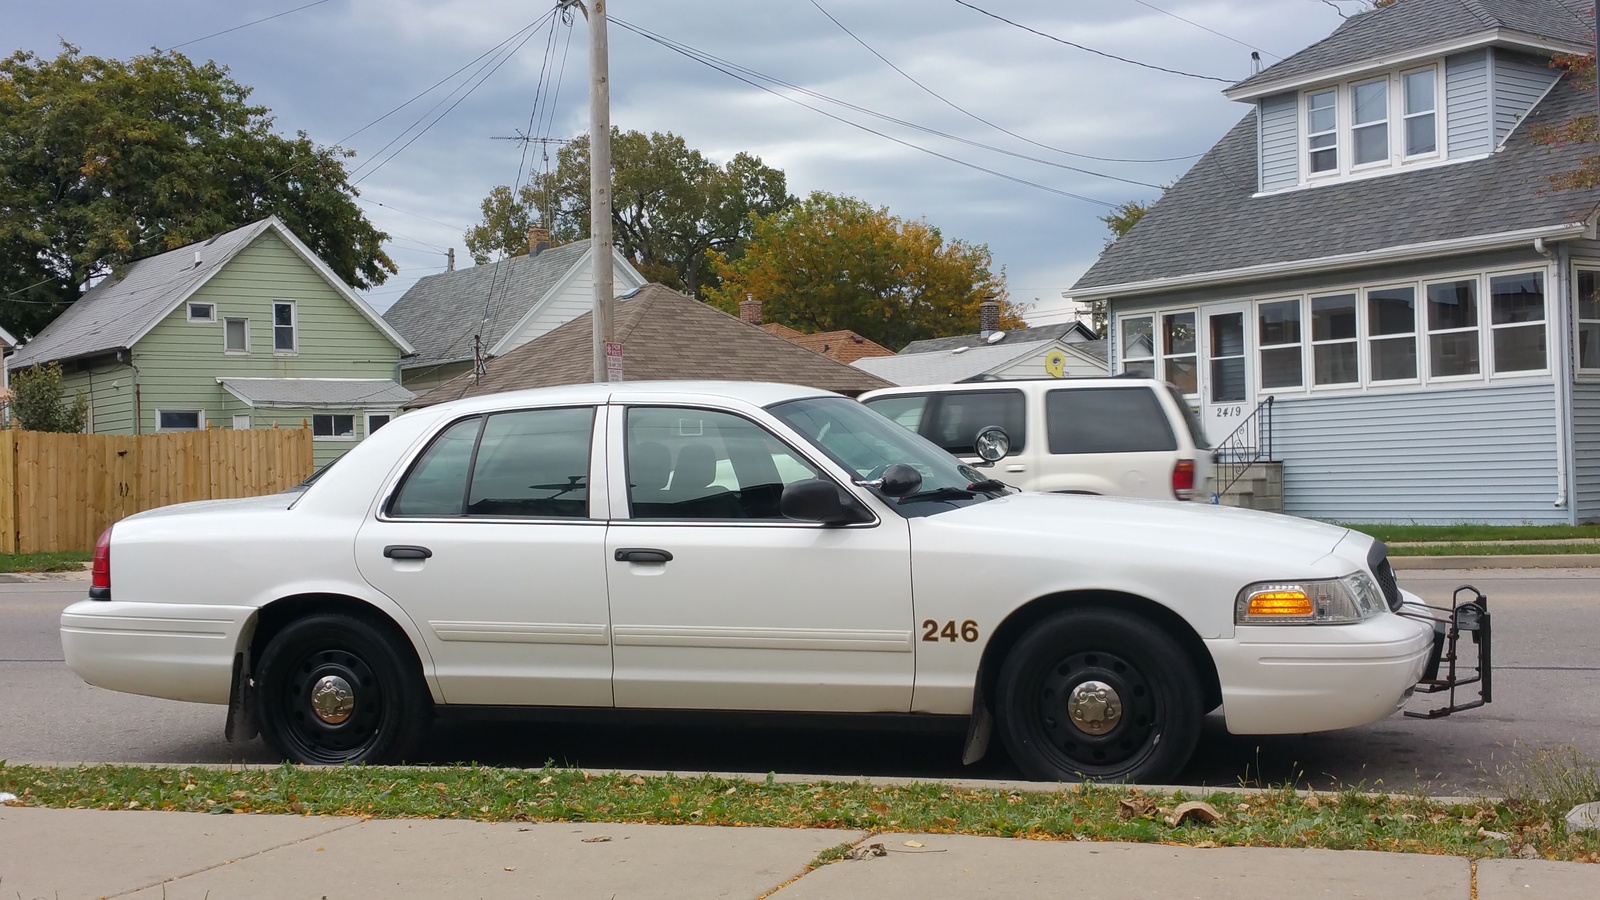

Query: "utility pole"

xmin=561 ymin=0 xmax=614 ymax=382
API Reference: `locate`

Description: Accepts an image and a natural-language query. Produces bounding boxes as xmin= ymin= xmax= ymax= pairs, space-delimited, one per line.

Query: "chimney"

xmin=525 ymin=227 xmax=551 ymax=256
xmin=978 ymin=299 xmax=1000 ymax=338
xmin=739 ymin=293 xmax=762 ymax=325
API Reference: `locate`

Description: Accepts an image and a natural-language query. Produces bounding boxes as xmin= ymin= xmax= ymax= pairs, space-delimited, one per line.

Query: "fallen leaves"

xmin=580 ymin=835 xmax=612 ymax=843
xmin=1166 ymin=801 xmax=1223 ymax=828
xmin=845 ymin=842 xmax=888 ymax=860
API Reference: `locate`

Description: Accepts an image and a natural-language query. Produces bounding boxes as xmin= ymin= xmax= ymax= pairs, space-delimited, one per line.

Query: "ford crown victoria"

xmin=61 ymin=381 xmax=1489 ymax=783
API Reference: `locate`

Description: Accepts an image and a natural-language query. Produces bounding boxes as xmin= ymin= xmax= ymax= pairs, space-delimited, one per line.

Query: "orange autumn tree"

xmin=1532 ymin=37 xmax=1600 ymax=190
xmin=706 ymin=192 xmax=1024 ymax=351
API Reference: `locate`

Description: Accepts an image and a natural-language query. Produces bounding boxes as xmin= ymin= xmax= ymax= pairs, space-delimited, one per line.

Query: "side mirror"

xmin=973 ymin=426 xmax=1010 ymax=464
xmin=873 ymin=463 xmax=923 ymax=497
xmin=781 ymin=479 xmax=866 ymax=525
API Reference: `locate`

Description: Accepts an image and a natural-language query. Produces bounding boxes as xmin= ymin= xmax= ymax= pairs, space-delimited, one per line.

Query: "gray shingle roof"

xmin=218 ymin=377 xmax=414 ymax=408
xmin=899 ymin=322 xmax=1097 ymax=354
xmin=851 ymin=340 xmax=1062 ymax=386
xmin=10 ymin=219 xmax=276 ymax=368
xmin=381 ymin=242 xmax=592 ymax=369
xmin=1228 ymin=0 xmax=1590 ymax=97
xmin=1072 ymin=74 xmax=1600 ymax=294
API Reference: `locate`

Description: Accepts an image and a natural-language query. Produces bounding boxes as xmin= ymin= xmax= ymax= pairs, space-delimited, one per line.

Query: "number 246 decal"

xmin=922 ymin=619 xmax=979 ymax=642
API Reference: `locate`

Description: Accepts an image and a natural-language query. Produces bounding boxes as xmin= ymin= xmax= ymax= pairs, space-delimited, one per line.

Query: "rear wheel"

xmin=995 ymin=608 xmax=1202 ymax=783
xmin=256 ymin=613 xmax=431 ymax=765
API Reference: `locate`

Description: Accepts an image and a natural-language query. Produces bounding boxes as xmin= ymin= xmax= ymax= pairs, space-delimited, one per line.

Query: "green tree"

xmin=467 ymin=129 xmax=793 ymax=295
xmin=8 ymin=361 xmax=88 ymax=432
xmin=1099 ymin=200 xmax=1152 ymax=245
xmin=0 ymin=45 xmax=394 ymax=338
xmin=705 ymin=191 xmax=1022 ymax=350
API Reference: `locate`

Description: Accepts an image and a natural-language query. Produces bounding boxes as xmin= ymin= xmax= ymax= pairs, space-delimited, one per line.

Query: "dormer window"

xmin=1307 ymin=90 xmax=1338 ymax=173
xmin=1402 ymin=68 xmax=1437 ymax=156
xmin=1351 ymin=79 xmax=1388 ymax=166
xmin=1301 ymin=64 xmax=1441 ymax=183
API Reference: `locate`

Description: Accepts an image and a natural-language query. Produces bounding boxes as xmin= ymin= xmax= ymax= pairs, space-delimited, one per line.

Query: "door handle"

xmin=384 ymin=545 xmax=432 ymax=560
xmin=615 ymin=548 xmax=673 ymax=563
xmin=1005 ymin=464 xmax=1027 ymax=473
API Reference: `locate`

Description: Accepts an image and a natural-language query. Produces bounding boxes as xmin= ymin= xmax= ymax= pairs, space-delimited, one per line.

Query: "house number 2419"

xmin=1214 ymin=405 xmax=1244 ymax=418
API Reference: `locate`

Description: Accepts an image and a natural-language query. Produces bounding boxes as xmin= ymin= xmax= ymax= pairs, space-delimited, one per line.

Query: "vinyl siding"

xmin=1575 ymin=382 xmax=1600 ymax=522
xmin=987 ymin=345 xmax=1104 ymax=380
xmin=1446 ymin=50 xmax=1491 ymax=158
xmin=399 ymin=360 xmax=472 ymax=393
xmin=61 ymin=360 xmax=136 ymax=434
xmin=493 ymin=253 xmax=646 ymax=354
xmin=1274 ymin=383 xmax=1564 ymax=524
xmin=130 ymin=229 xmax=404 ymax=448
xmin=1493 ymin=50 xmax=1560 ymax=146
xmin=1258 ymin=93 xmax=1299 ymax=192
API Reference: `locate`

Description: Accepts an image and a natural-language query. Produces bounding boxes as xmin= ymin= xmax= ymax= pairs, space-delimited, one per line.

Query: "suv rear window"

xmin=1045 ymin=387 xmax=1177 ymax=454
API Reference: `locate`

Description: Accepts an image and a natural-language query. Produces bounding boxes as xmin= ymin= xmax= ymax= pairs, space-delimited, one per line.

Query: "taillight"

xmin=1172 ymin=459 xmax=1196 ymax=501
xmin=90 ymin=526 xmax=112 ymax=600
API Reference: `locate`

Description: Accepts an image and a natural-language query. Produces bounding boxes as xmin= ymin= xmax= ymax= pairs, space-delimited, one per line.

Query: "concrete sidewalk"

xmin=2 ymin=807 xmax=1595 ymax=900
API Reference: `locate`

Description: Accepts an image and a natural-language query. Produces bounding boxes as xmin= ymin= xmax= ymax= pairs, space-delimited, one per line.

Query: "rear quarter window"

xmin=1045 ymin=387 xmax=1177 ymax=454
xmin=925 ymin=390 xmax=1026 ymax=455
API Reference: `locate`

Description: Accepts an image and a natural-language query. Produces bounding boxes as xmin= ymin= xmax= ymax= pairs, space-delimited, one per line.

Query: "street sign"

xmin=605 ymin=341 xmax=624 ymax=382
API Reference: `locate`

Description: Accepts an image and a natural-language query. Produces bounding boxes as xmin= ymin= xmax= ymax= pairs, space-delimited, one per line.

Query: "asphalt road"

xmin=2 ymin=569 xmax=1594 ymax=794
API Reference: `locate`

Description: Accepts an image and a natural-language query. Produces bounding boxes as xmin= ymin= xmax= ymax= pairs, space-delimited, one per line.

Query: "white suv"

xmin=859 ymin=377 xmax=1215 ymax=501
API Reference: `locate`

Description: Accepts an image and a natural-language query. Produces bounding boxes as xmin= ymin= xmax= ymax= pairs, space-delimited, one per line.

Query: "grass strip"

xmin=1339 ymin=524 xmax=1600 ymax=543
xmin=1387 ymin=542 xmax=1600 ymax=557
xmin=0 ymin=551 xmax=91 ymax=573
xmin=1 ymin=763 xmax=1596 ymax=862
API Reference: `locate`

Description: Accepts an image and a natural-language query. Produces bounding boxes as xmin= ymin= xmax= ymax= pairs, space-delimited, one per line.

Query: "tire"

xmin=995 ymin=608 xmax=1202 ymax=784
xmin=255 ymin=612 xmax=432 ymax=765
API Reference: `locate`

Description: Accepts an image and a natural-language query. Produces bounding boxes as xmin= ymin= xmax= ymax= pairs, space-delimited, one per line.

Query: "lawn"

xmin=1340 ymin=524 xmax=1600 ymax=544
xmin=0 ymin=551 xmax=91 ymax=573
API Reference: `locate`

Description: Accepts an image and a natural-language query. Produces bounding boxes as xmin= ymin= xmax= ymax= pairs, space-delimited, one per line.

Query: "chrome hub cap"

xmin=310 ymin=675 xmax=356 ymax=725
xmin=1067 ymin=680 xmax=1121 ymax=735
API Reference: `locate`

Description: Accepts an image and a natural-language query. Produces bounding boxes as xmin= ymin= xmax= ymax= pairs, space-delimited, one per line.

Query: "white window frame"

xmin=1299 ymin=62 xmax=1445 ymax=184
xmin=1364 ymin=283 xmax=1421 ymax=386
xmin=1400 ymin=65 xmax=1441 ymax=161
xmin=1349 ymin=77 xmax=1391 ymax=170
xmin=312 ymin=412 xmax=358 ymax=442
xmin=1255 ymin=298 xmax=1305 ymax=393
xmin=1304 ymin=88 xmax=1340 ymax=178
xmin=272 ymin=300 xmax=298 ymax=355
xmin=1116 ymin=314 xmax=1157 ymax=377
xmin=1575 ymin=266 xmax=1600 ymax=374
xmin=1309 ymin=291 xmax=1361 ymax=388
xmin=1423 ymin=276 xmax=1484 ymax=383
xmin=223 ymin=316 xmax=250 ymax=355
xmin=365 ymin=410 xmax=394 ymax=437
xmin=157 ymin=409 xmax=205 ymax=432
xmin=1160 ymin=310 xmax=1200 ymax=398
xmin=1486 ymin=269 xmax=1550 ymax=377
xmin=186 ymin=302 xmax=216 ymax=323
xmin=232 ymin=414 xmax=252 ymax=430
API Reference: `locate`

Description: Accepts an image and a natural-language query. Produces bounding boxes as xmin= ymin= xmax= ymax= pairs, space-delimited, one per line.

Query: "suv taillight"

xmin=90 ymin=526 xmax=112 ymax=600
xmin=1172 ymin=459 xmax=1196 ymax=501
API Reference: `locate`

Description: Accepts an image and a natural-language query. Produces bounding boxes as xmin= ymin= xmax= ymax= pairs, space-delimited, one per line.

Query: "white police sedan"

xmin=60 ymin=381 xmax=1486 ymax=783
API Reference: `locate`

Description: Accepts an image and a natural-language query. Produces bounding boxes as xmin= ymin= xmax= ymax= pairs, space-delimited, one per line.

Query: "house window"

xmin=224 ymin=317 xmax=249 ymax=353
xmin=1489 ymin=272 xmax=1546 ymax=374
xmin=313 ymin=414 xmax=356 ymax=440
xmin=1161 ymin=312 xmax=1198 ymax=394
xmin=1351 ymin=78 xmax=1389 ymax=167
xmin=1257 ymin=299 xmax=1303 ymax=389
xmin=158 ymin=409 xmax=204 ymax=431
xmin=1306 ymin=89 xmax=1338 ymax=174
xmin=1367 ymin=286 xmax=1418 ymax=382
xmin=1311 ymin=293 xmax=1358 ymax=386
xmin=1402 ymin=68 xmax=1437 ymax=157
xmin=1426 ymin=279 xmax=1480 ymax=378
xmin=1579 ymin=270 xmax=1600 ymax=371
xmin=273 ymin=301 xmax=297 ymax=353
xmin=233 ymin=415 xmax=252 ymax=430
xmin=1119 ymin=316 xmax=1156 ymax=377
xmin=187 ymin=302 xmax=215 ymax=322
xmin=366 ymin=412 xmax=393 ymax=435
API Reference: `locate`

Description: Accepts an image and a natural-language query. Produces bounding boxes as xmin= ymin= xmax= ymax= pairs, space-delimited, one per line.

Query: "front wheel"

xmin=995 ymin=608 xmax=1202 ymax=783
xmin=255 ymin=613 xmax=432 ymax=764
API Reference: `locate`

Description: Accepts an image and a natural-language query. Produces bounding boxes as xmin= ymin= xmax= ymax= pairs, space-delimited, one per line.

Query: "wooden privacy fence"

xmin=0 ymin=426 xmax=316 ymax=554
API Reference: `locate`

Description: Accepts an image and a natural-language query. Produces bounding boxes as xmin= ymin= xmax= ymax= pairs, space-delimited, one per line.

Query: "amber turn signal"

xmin=1246 ymin=590 xmax=1314 ymax=617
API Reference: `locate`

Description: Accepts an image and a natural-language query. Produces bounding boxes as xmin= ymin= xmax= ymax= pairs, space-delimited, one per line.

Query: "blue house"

xmin=1070 ymin=0 xmax=1600 ymax=524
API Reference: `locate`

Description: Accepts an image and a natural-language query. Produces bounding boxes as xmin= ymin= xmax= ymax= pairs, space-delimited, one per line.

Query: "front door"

xmin=1201 ymin=303 xmax=1254 ymax=449
xmin=603 ymin=403 xmax=916 ymax=713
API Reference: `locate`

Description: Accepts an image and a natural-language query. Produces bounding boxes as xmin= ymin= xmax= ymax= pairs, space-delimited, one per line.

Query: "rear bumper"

xmin=60 ymin=600 xmax=251 ymax=704
xmin=1207 ymin=609 xmax=1435 ymax=735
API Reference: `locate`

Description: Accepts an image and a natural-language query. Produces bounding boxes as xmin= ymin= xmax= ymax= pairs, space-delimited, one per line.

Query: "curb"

xmin=1390 ymin=554 xmax=1600 ymax=570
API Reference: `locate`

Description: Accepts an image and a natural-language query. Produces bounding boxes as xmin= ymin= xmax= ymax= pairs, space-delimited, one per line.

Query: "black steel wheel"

xmin=995 ymin=608 xmax=1202 ymax=783
xmin=256 ymin=613 xmax=431 ymax=765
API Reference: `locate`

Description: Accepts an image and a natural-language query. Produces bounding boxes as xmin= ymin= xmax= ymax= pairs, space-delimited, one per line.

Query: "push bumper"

xmin=1398 ymin=585 xmax=1492 ymax=719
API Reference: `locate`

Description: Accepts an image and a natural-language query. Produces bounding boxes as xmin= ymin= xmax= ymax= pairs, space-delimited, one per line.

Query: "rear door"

xmin=1039 ymin=386 xmax=1180 ymax=498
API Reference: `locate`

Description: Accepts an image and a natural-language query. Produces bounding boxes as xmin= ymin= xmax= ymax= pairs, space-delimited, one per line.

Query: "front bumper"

xmin=60 ymin=600 xmax=251 ymax=705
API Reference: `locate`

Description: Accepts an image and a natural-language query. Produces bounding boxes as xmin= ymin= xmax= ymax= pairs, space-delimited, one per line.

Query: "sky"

xmin=5 ymin=0 xmax=1363 ymax=326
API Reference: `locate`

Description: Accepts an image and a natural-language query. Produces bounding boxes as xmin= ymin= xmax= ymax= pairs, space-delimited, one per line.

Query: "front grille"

xmin=1374 ymin=557 xmax=1402 ymax=611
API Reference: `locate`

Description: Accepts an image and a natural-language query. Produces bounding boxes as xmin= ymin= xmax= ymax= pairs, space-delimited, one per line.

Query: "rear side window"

xmin=923 ymin=390 xmax=1026 ymax=455
xmin=467 ymin=407 xmax=594 ymax=518
xmin=862 ymin=394 xmax=929 ymax=432
xmin=1045 ymin=388 xmax=1177 ymax=454
xmin=389 ymin=417 xmax=482 ymax=516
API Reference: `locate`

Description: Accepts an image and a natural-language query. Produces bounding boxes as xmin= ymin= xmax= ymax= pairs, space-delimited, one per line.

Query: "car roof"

xmin=418 ymin=380 xmax=838 ymax=417
xmin=859 ymin=376 xmax=1162 ymax=398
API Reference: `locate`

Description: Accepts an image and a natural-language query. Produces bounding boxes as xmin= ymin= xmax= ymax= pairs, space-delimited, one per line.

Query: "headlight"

xmin=1235 ymin=572 xmax=1386 ymax=625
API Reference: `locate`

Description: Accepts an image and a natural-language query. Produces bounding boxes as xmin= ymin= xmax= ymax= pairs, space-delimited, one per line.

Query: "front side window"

xmin=467 ymin=407 xmax=594 ymax=517
xmin=1367 ymin=286 xmax=1417 ymax=382
xmin=861 ymin=394 xmax=929 ymax=432
xmin=273 ymin=302 xmax=297 ymax=353
xmin=1161 ymin=312 xmax=1198 ymax=395
xmin=313 ymin=414 xmax=356 ymax=440
xmin=1351 ymin=78 xmax=1389 ymax=166
xmin=924 ymin=391 xmax=1026 ymax=455
xmin=1427 ymin=279 xmax=1480 ymax=378
xmin=1402 ymin=68 xmax=1437 ymax=156
xmin=626 ymin=406 xmax=820 ymax=520
xmin=158 ymin=409 xmax=203 ymax=431
xmin=1311 ymin=293 xmax=1358 ymax=386
xmin=1045 ymin=388 xmax=1177 ymax=454
xmin=1579 ymin=270 xmax=1600 ymax=370
xmin=1119 ymin=315 xmax=1156 ymax=376
xmin=1258 ymin=299 xmax=1303 ymax=389
xmin=224 ymin=317 xmax=249 ymax=353
xmin=1306 ymin=89 xmax=1338 ymax=173
xmin=1489 ymin=272 xmax=1546 ymax=374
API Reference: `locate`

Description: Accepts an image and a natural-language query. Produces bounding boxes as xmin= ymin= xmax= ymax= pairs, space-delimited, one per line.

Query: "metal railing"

xmin=1212 ymin=395 xmax=1274 ymax=501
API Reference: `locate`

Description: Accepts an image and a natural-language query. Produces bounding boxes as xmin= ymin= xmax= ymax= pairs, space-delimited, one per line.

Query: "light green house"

xmin=6 ymin=217 xmax=416 ymax=469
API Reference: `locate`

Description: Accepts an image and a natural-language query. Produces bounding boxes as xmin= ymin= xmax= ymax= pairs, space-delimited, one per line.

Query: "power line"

xmin=353 ymin=197 xmax=468 ymax=231
xmin=1126 ymin=0 xmax=1284 ymax=61
xmin=164 ymin=0 xmax=337 ymax=52
xmin=952 ymin=0 xmax=1234 ymax=83
xmin=611 ymin=18 xmax=1116 ymax=207
xmin=807 ymin=0 xmax=1200 ymax=164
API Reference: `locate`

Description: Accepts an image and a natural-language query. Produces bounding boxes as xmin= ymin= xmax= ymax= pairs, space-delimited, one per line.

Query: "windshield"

xmin=768 ymin=395 xmax=1001 ymax=512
